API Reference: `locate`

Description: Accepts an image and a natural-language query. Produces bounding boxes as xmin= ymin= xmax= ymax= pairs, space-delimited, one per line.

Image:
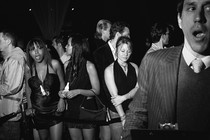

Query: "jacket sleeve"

xmin=0 ymin=57 xmax=25 ymax=96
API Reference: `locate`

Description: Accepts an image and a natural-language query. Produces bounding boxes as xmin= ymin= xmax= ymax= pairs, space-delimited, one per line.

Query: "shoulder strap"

xmin=89 ymin=89 xmax=105 ymax=107
xmin=80 ymin=89 xmax=105 ymax=108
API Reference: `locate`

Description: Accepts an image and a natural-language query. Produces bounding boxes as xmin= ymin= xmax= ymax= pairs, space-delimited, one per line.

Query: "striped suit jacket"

xmin=122 ymin=45 xmax=183 ymax=138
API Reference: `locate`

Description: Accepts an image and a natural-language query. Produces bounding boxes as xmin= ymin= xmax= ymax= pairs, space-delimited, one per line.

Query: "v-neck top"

xmin=28 ymin=64 xmax=60 ymax=114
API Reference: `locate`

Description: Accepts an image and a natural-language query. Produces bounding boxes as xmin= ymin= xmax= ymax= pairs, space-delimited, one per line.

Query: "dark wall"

xmin=68 ymin=0 xmax=183 ymax=65
xmin=0 ymin=0 xmax=184 ymax=66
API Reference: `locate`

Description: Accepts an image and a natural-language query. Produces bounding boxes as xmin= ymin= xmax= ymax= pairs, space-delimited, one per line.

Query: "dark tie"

xmin=191 ymin=58 xmax=205 ymax=73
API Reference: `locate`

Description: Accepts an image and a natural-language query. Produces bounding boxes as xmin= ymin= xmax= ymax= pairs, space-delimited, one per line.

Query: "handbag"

xmin=79 ymin=89 xmax=106 ymax=122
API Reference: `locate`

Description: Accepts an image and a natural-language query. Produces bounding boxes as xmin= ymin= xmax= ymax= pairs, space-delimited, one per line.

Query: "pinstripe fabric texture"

xmin=122 ymin=45 xmax=183 ymax=139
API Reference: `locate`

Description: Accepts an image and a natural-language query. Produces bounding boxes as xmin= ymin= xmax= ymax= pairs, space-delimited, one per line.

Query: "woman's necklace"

xmin=120 ymin=63 xmax=128 ymax=73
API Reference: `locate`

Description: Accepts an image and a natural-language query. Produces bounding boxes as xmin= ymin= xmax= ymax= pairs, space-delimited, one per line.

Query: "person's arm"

xmin=0 ymin=58 xmax=25 ymax=96
xmin=53 ymin=59 xmax=65 ymax=91
xmin=25 ymin=64 xmax=36 ymax=116
xmin=52 ymin=59 xmax=65 ymax=112
xmin=25 ymin=64 xmax=32 ymax=109
xmin=104 ymin=64 xmax=125 ymax=122
xmin=86 ymin=61 xmax=100 ymax=96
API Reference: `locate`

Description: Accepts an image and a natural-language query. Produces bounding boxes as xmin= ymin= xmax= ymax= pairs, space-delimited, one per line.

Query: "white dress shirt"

xmin=182 ymin=38 xmax=210 ymax=69
xmin=108 ymin=40 xmax=117 ymax=60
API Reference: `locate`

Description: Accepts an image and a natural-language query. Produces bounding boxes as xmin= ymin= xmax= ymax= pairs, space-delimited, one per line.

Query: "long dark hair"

xmin=65 ymin=33 xmax=91 ymax=84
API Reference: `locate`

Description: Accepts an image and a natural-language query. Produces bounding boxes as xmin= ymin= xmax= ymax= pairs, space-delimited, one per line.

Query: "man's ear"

xmin=4 ymin=36 xmax=11 ymax=45
xmin=58 ymin=42 xmax=62 ymax=47
xmin=160 ymin=34 xmax=165 ymax=42
xmin=116 ymin=32 xmax=121 ymax=38
xmin=177 ymin=14 xmax=182 ymax=29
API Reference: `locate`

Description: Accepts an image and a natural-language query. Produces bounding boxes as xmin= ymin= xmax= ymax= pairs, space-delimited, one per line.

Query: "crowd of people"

xmin=1 ymin=0 xmax=210 ymax=139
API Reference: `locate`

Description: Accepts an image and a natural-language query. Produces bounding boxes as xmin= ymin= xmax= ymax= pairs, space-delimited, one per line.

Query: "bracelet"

xmin=120 ymin=114 xmax=126 ymax=121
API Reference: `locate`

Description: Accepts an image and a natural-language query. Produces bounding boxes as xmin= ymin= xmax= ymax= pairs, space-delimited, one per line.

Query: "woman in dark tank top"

xmin=104 ymin=36 xmax=139 ymax=140
xmin=25 ymin=37 xmax=65 ymax=140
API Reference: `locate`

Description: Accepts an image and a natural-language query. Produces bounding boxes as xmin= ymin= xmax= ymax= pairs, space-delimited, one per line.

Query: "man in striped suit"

xmin=122 ymin=0 xmax=210 ymax=139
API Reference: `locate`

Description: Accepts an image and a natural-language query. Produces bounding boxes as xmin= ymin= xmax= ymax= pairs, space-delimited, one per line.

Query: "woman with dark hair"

xmin=60 ymin=34 xmax=100 ymax=140
xmin=25 ymin=37 xmax=65 ymax=140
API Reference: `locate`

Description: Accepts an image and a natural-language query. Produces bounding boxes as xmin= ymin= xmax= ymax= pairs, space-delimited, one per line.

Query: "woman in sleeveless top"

xmin=25 ymin=38 xmax=65 ymax=140
xmin=59 ymin=34 xmax=100 ymax=140
xmin=104 ymin=36 xmax=139 ymax=140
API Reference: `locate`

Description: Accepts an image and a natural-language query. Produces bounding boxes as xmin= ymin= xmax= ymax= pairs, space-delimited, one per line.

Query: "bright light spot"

xmin=72 ymin=8 xmax=74 ymax=11
xmin=29 ymin=8 xmax=32 ymax=11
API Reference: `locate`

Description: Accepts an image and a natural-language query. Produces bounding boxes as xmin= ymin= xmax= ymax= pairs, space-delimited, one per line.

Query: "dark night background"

xmin=0 ymin=0 xmax=183 ymax=65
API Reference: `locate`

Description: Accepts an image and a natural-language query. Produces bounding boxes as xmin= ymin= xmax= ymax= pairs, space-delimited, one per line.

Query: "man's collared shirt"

xmin=182 ymin=39 xmax=210 ymax=69
xmin=108 ymin=40 xmax=117 ymax=60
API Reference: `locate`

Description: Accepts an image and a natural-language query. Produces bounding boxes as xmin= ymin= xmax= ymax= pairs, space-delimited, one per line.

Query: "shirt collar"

xmin=202 ymin=56 xmax=210 ymax=68
xmin=108 ymin=40 xmax=115 ymax=52
xmin=108 ymin=40 xmax=117 ymax=60
xmin=182 ymin=41 xmax=196 ymax=66
xmin=153 ymin=41 xmax=164 ymax=50
xmin=182 ymin=38 xmax=210 ymax=68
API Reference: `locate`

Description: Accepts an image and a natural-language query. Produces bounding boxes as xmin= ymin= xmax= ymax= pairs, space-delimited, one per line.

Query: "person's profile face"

xmin=103 ymin=24 xmax=111 ymax=41
xmin=65 ymin=37 xmax=73 ymax=56
xmin=52 ymin=39 xmax=57 ymax=49
xmin=179 ymin=0 xmax=210 ymax=55
xmin=162 ymin=29 xmax=170 ymax=45
xmin=0 ymin=33 xmax=8 ymax=52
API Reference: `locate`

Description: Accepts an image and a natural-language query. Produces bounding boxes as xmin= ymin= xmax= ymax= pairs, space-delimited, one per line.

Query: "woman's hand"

xmin=65 ymin=89 xmax=80 ymax=99
xmin=111 ymin=95 xmax=126 ymax=107
xmin=25 ymin=108 xmax=35 ymax=116
xmin=58 ymin=90 xmax=67 ymax=98
xmin=57 ymin=98 xmax=65 ymax=112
